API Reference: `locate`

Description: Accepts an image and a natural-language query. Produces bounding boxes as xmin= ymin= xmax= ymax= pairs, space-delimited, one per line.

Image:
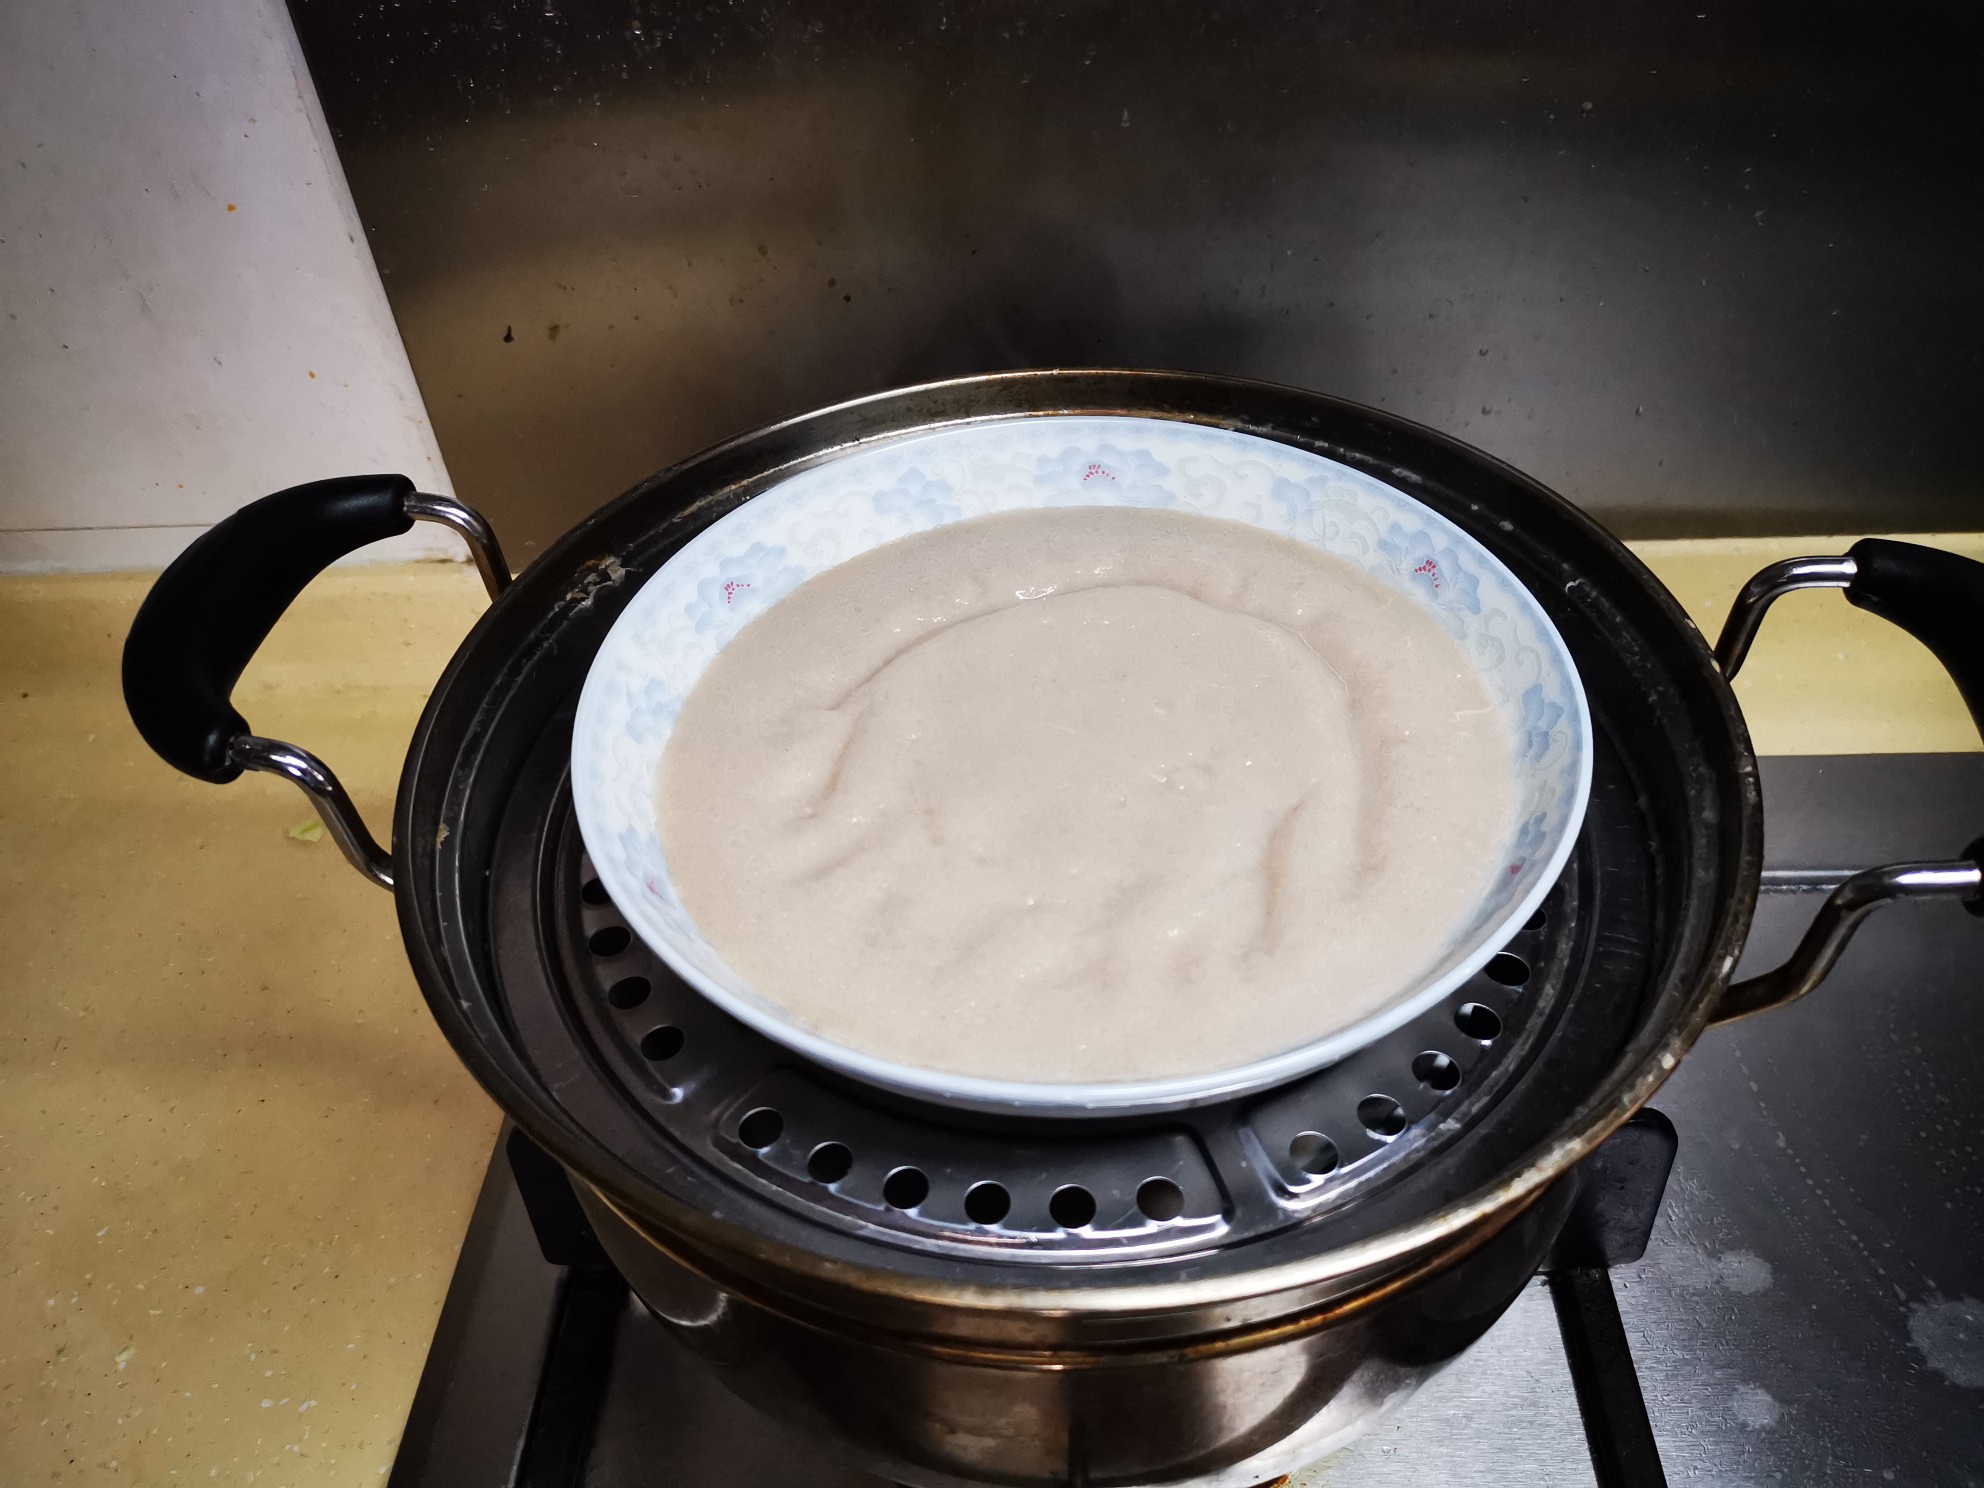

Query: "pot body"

xmin=577 ymin=1179 xmax=1574 ymax=1487
xmin=379 ymin=372 xmax=1759 ymax=1482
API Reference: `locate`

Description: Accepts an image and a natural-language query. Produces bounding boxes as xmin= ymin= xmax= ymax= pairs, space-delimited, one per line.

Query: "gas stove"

xmin=387 ymin=754 xmax=1984 ymax=1487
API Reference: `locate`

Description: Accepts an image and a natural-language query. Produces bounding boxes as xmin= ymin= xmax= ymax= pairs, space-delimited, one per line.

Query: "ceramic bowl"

xmin=571 ymin=414 xmax=1592 ymax=1115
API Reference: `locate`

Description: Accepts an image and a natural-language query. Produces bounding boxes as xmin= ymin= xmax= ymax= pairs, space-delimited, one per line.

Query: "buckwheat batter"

xmin=658 ymin=506 xmax=1513 ymax=1084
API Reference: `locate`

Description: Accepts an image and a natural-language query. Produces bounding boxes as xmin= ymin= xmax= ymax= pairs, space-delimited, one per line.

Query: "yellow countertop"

xmin=3 ymin=533 xmax=1980 ymax=1483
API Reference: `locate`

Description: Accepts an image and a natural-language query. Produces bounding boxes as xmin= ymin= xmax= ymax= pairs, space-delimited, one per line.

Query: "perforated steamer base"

xmin=571 ymin=863 xmax=1549 ymax=1261
xmin=517 ymin=726 xmax=1640 ymax=1269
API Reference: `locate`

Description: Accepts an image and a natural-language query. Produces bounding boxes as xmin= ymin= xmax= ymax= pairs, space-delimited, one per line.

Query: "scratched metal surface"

xmin=1610 ymin=753 xmax=1984 ymax=1486
xmin=1298 ymin=1280 xmax=1594 ymax=1485
xmin=1303 ymin=754 xmax=1984 ymax=1485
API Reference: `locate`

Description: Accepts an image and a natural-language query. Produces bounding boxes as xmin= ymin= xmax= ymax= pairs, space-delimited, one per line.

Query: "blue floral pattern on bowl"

xmin=572 ymin=416 xmax=1593 ymax=1116
xmin=870 ymin=467 xmax=961 ymax=529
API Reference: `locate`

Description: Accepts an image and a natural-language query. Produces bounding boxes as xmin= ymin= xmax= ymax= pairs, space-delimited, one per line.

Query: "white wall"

xmin=0 ymin=0 xmax=458 ymax=573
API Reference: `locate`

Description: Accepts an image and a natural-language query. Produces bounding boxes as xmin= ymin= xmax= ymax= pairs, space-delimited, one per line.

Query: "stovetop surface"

xmin=392 ymin=755 xmax=1984 ymax=1487
xmin=1328 ymin=761 xmax=1984 ymax=1486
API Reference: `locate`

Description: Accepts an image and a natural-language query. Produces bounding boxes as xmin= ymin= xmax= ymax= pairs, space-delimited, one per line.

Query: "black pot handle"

xmin=1710 ymin=539 xmax=1984 ymax=1025
xmin=1844 ymin=539 xmax=1984 ymax=735
xmin=121 ymin=477 xmax=510 ymax=889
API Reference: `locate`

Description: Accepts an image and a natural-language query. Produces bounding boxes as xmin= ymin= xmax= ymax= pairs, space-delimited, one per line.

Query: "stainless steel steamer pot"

xmin=123 ymin=372 xmax=1984 ymax=1487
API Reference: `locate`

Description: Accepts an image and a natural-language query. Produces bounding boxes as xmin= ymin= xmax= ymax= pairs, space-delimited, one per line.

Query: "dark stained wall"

xmin=290 ymin=0 xmax=1984 ymax=559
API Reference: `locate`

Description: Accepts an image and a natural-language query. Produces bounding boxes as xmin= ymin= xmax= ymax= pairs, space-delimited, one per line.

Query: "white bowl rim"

xmin=571 ymin=413 xmax=1594 ymax=1116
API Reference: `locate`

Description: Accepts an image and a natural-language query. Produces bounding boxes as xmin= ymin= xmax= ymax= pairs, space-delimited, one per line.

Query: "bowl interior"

xmin=571 ymin=414 xmax=1592 ymax=1114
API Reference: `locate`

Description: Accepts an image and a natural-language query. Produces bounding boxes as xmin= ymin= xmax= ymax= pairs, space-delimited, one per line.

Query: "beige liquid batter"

xmin=657 ymin=506 xmax=1514 ymax=1084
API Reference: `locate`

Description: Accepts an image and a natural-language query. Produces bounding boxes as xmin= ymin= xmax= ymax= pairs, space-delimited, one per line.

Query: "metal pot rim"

xmin=393 ymin=368 xmax=1762 ymax=1331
